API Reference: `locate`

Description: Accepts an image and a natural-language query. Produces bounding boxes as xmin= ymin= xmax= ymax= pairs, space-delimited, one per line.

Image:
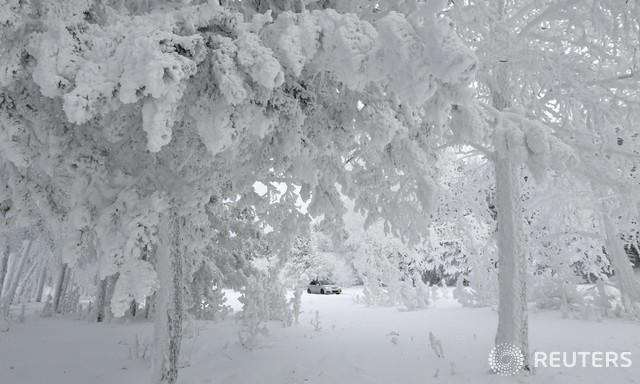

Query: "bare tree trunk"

xmin=0 ymin=245 xmax=9 ymax=299
xmin=93 ymin=274 xmax=118 ymax=323
xmin=53 ymin=263 xmax=68 ymax=314
xmin=35 ymin=266 xmax=47 ymax=303
xmin=2 ymin=241 xmax=33 ymax=315
xmin=15 ymin=261 xmax=38 ymax=304
xmin=152 ymin=206 xmax=184 ymax=384
xmin=129 ymin=299 xmax=138 ymax=318
xmin=103 ymin=273 xmax=119 ymax=322
xmin=493 ymin=137 xmax=530 ymax=370
xmin=95 ymin=277 xmax=109 ymax=322
xmin=58 ymin=267 xmax=74 ymax=314
xmin=145 ymin=293 xmax=155 ymax=319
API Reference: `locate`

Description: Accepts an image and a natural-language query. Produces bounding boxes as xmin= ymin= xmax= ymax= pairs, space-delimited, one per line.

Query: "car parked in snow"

xmin=307 ymin=279 xmax=342 ymax=294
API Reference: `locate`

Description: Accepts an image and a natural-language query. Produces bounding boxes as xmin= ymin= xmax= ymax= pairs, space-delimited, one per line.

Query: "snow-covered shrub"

xmin=237 ymin=275 xmax=269 ymax=349
xmin=198 ymin=286 xmax=232 ymax=321
xmin=353 ymin=237 xmax=430 ymax=310
xmin=188 ymin=264 xmax=232 ymax=321
xmin=237 ymin=271 xmax=292 ymax=349
xmin=530 ymin=270 xmax=586 ymax=316
xmin=453 ymin=252 xmax=498 ymax=308
xmin=399 ymin=272 xmax=431 ymax=311
xmin=280 ymin=236 xmax=316 ymax=323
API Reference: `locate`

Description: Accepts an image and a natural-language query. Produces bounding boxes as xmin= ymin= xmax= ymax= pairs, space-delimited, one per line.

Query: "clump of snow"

xmin=209 ymin=35 xmax=248 ymax=105
xmin=374 ymin=11 xmax=437 ymax=103
xmin=236 ymin=33 xmax=284 ymax=90
xmin=523 ymin=121 xmax=577 ymax=181
xmin=318 ymin=10 xmax=379 ymax=91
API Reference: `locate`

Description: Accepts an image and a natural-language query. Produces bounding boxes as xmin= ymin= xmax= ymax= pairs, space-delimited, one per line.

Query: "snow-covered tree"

xmin=446 ymin=0 xmax=640 ymax=370
xmin=1 ymin=0 xmax=478 ymax=382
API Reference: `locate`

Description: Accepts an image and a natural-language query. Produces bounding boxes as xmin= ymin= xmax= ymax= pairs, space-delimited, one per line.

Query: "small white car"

xmin=307 ymin=279 xmax=342 ymax=294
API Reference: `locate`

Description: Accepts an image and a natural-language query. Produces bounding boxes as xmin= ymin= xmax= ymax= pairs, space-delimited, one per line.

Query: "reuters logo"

xmin=488 ymin=343 xmax=525 ymax=376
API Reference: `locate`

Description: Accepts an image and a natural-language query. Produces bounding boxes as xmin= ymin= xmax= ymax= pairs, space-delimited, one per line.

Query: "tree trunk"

xmin=488 ymin=14 xmax=529 ymax=367
xmin=35 ymin=266 xmax=47 ymax=303
xmin=59 ymin=267 xmax=74 ymax=314
xmin=53 ymin=263 xmax=69 ymax=314
xmin=151 ymin=206 xmax=184 ymax=384
xmin=0 ymin=245 xmax=9 ymax=299
xmin=3 ymin=240 xmax=33 ymax=313
xmin=103 ymin=273 xmax=120 ymax=322
xmin=129 ymin=299 xmax=138 ymax=318
xmin=292 ymin=287 xmax=303 ymax=325
xmin=596 ymin=186 xmax=640 ymax=312
xmin=95 ymin=277 xmax=109 ymax=322
xmin=493 ymin=144 xmax=530 ymax=370
xmin=15 ymin=261 xmax=38 ymax=304
xmin=603 ymin=216 xmax=640 ymax=307
xmin=145 ymin=293 xmax=154 ymax=319
xmin=1 ymin=241 xmax=33 ymax=315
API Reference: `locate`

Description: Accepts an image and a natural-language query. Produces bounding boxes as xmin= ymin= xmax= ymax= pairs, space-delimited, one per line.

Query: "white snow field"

xmin=1 ymin=288 xmax=638 ymax=384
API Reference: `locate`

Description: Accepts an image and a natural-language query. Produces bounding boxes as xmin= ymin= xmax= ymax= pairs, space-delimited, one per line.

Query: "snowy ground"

xmin=1 ymin=288 xmax=639 ymax=384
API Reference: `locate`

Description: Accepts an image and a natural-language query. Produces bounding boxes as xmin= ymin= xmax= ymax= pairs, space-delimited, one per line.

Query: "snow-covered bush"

xmin=453 ymin=255 xmax=498 ymax=308
xmin=352 ymin=234 xmax=430 ymax=311
xmin=237 ymin=271 xmax=292 ymax=349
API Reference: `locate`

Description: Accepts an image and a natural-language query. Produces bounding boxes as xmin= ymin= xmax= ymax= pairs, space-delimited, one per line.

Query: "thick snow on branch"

xmin=20 ymin=2 xmax=476 ymax=153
